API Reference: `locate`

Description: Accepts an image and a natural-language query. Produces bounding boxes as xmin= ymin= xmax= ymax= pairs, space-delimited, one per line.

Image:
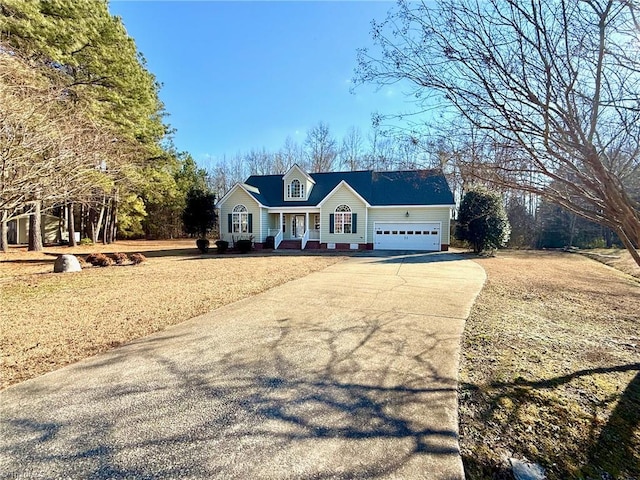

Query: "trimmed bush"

xmin=112 ymin=252 xmax=129 ymax=265
xmin=86 ymin=253 xmax=113 ymax=267
xmin=235 ymin=239 xmax=252 ymax=254
xmin=130 ymin=253 xmax=147 ymax=265
xmin=215 ymin=240 xmax=229 ymax=254
xmin=196 ymin=238 xmax=210 ymax=253
xmin=85 ymin=253 xmax=100 ymax=264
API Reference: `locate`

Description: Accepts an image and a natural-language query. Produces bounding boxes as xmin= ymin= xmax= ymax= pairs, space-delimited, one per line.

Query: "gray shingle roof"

xmin=243 ymin=169 xmax=454 ymax=207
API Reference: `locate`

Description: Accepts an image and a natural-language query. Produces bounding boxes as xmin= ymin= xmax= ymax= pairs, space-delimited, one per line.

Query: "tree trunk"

xmin=616 ymin=226 xmax=640 ymax=268
xmin=0 ymin=210 xmax=8 ymax=253
xmin=109 ymin=190 xmax=118 ymax=243
xmin=604 ymin=228 xmax=613 ymax=248
xmin=67 ymin=202 xmax=77 ymax=247
xmin=88 ymin=208 xmax=95 ymax=243
xmin=110 ymin=205 xmax=117 ymax=243
xmin=79 ymin=203 xmax=86 ymax=242
xmin=57 ymin=207 xmax=65 ymax=245
xmin=28 ymin=200 xmax=43 ymax=252
xmin=88 ymin=203 xmax=106 ymax=244
xmin=103 ymin=199 xmax=111 ymax=244
xmin=95 ymin=200 xmax=106 ymax=243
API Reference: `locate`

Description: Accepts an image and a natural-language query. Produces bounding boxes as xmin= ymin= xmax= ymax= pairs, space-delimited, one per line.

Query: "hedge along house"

xmin=216 ymin=164 xmax=455 ymax=251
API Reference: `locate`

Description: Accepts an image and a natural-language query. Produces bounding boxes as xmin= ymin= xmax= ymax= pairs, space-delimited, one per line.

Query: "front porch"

xmin=267 ymin=211 xmax=320 ymax=250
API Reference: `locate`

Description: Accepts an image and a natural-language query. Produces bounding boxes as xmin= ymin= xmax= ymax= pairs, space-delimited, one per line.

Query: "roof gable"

xmin=216 ymin=183 xmax=264 ymax=208
xmin=317 ymin=180 xmax=371 ymax=208
xmin=282 ymin=164 xmax=315 ymax=184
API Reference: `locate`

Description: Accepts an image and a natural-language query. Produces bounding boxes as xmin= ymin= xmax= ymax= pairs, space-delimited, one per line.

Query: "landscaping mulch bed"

xmin=459 ymin=250 xmax=639 ymax=479
xmin=0 ymin=240 xmax=344 ymax=389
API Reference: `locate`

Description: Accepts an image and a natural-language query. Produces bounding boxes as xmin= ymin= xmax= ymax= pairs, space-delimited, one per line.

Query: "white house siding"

xmin=259 ymin=209 xmax=269 ymax=241
xmin=218 ymin=188 xmax=261 ymax=243
xmin=320 ymin=185 xmax=367 ymax=245
xmin=367 ymin=207 xmax=452 ymax=246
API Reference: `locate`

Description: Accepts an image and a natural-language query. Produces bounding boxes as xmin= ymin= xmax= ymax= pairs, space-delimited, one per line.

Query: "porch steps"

xmin=277 ymin=240 xmax=321 ymax=250
xmin=278 ymin=240 xmax=302 ymax=249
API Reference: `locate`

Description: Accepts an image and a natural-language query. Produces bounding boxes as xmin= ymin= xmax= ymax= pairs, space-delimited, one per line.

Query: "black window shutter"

xmin=352 ymin=213 xmax=357 ymax=233
xmin=329 ymin=214 xmax=334 ymax=233
xmin=248 ymin=213 xmax=253 ymax=233
xmin=228 ymin=213 xmax=232 ymax=233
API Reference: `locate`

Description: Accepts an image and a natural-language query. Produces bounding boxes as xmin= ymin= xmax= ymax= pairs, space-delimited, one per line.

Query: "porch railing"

xmin=309 ymin=228 xmax=320 ymax=240
xmin=301 ymin=228 xmax=310 ymax=250
xmin=274 ymin=229 xmax=282 ymax=249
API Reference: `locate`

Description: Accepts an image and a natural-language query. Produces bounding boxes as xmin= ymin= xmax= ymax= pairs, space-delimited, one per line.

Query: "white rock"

xmin=53 ymin=254 xmax=82 ymax=273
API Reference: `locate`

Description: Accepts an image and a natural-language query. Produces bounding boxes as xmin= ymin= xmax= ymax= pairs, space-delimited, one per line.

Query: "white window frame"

xmin=232 ymin=204 xmax=249 ymax=233
xmin=334 ymin=204 xmax=351 ymax=234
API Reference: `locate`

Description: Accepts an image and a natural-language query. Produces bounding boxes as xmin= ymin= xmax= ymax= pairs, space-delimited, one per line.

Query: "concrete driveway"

xmin=0 ymin=252 xmax=486 ymax=480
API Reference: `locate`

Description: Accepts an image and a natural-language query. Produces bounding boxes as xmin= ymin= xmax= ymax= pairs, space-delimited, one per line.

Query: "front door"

xmin=292 ymin=215 xmax=305 ymax=238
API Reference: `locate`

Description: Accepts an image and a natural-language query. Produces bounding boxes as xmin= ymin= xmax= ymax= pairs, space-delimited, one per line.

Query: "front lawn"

xmin=0 ymin=240 xmax=344 ymax=389
xmin=460 ymin=250 xmax=639 ymax=479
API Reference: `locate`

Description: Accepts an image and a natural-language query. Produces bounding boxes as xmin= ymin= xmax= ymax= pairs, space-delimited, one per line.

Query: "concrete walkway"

xmin=0 ymin=252 xmax=486 ymax=480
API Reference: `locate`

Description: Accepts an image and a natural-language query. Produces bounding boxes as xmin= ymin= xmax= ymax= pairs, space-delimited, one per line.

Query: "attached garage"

xmin=374 ymin=222 xmax=441 ymax=251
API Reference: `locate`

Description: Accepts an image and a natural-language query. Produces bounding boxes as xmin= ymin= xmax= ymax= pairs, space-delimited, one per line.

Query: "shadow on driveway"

xmin=1 ymin=316 xmax=464 ymax=479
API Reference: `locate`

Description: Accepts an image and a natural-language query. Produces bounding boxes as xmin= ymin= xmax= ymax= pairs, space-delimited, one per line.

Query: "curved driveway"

xmin=0 ymin=252 xmax=485 ymax=479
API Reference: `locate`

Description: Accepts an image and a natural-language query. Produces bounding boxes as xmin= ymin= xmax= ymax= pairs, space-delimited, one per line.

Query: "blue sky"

xmin=108 ymin=1 xmax=412 ymax=168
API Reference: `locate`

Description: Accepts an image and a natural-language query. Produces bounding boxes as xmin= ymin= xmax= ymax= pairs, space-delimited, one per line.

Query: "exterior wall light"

xmin=405 ymin=211 xmax=410 ymax=217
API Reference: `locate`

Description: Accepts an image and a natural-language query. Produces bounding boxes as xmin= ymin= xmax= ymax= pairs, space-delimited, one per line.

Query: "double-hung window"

xmin=334 ymin=204 xmax=352 ymax=234
xmin=232 ymin=204 xmax=249 ymax=233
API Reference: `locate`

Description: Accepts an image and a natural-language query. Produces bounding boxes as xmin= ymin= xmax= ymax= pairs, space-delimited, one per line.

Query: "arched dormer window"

xmin=232 ymin=204 xmax=249 ymax=233
xmin=287 ymin=179 xmax=304 ymax=199
xmin=334 ymin=204 xmax=352 ymax=234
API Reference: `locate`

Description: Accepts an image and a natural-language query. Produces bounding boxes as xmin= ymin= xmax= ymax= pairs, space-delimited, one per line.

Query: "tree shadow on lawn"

xmin=0 ymin=314 xmax=465 ymax=479
xmin=460 ymin=364 xmax=640 ymax=479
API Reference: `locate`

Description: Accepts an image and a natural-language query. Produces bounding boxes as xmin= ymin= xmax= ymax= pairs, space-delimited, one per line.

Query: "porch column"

xmin=279 ymin=212 xmax=283 ymax=234
xmin=305 ymin=212 xmax=309 ymax=233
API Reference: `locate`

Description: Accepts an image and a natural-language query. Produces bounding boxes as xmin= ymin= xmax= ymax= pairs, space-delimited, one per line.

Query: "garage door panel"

xmin=374 ymin=222 xmax=441 ymax=251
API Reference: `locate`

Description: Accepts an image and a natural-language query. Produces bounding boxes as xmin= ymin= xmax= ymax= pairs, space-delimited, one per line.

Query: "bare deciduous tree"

xmin=305 ymin=122 xmax=338 ymax=173
xmin=356 ymin=0 xmax=640 ymax=266
xmin=340 ymin=126 xmax=365 ymax=171
xmin=0 ymin=49 xmax=120 ymax=251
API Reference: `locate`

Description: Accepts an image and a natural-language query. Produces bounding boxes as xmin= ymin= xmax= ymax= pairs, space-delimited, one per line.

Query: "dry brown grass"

xmin=459 ymin=250 xmax=640 ymax=479
xmin=0 ymin=240 xmax=344 ymax=389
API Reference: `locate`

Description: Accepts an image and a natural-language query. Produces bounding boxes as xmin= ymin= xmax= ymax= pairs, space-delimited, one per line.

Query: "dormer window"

xmin=287 ymin=179 xmax=305 ymax=199
xmin=282 ymin=164 xmax=314 ymax=201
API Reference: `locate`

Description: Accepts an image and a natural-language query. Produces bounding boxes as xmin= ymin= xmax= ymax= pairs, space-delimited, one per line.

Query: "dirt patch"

xmin=459 ymin=250 xmax=639 ymax=479
xmin=0 ymin=240 xmax=345 ymax=388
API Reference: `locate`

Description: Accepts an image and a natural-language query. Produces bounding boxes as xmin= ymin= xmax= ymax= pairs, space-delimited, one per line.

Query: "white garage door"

xmin=374 ymin=222 xmax=441 ymax=251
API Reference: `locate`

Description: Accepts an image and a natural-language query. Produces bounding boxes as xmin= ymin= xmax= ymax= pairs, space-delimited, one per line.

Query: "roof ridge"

xmin=373 ymin=167 xmax=441 ymax=173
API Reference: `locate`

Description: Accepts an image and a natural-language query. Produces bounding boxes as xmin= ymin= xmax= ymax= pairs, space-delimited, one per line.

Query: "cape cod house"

xmin=216 ymin=165 xmax=455 ymax=251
